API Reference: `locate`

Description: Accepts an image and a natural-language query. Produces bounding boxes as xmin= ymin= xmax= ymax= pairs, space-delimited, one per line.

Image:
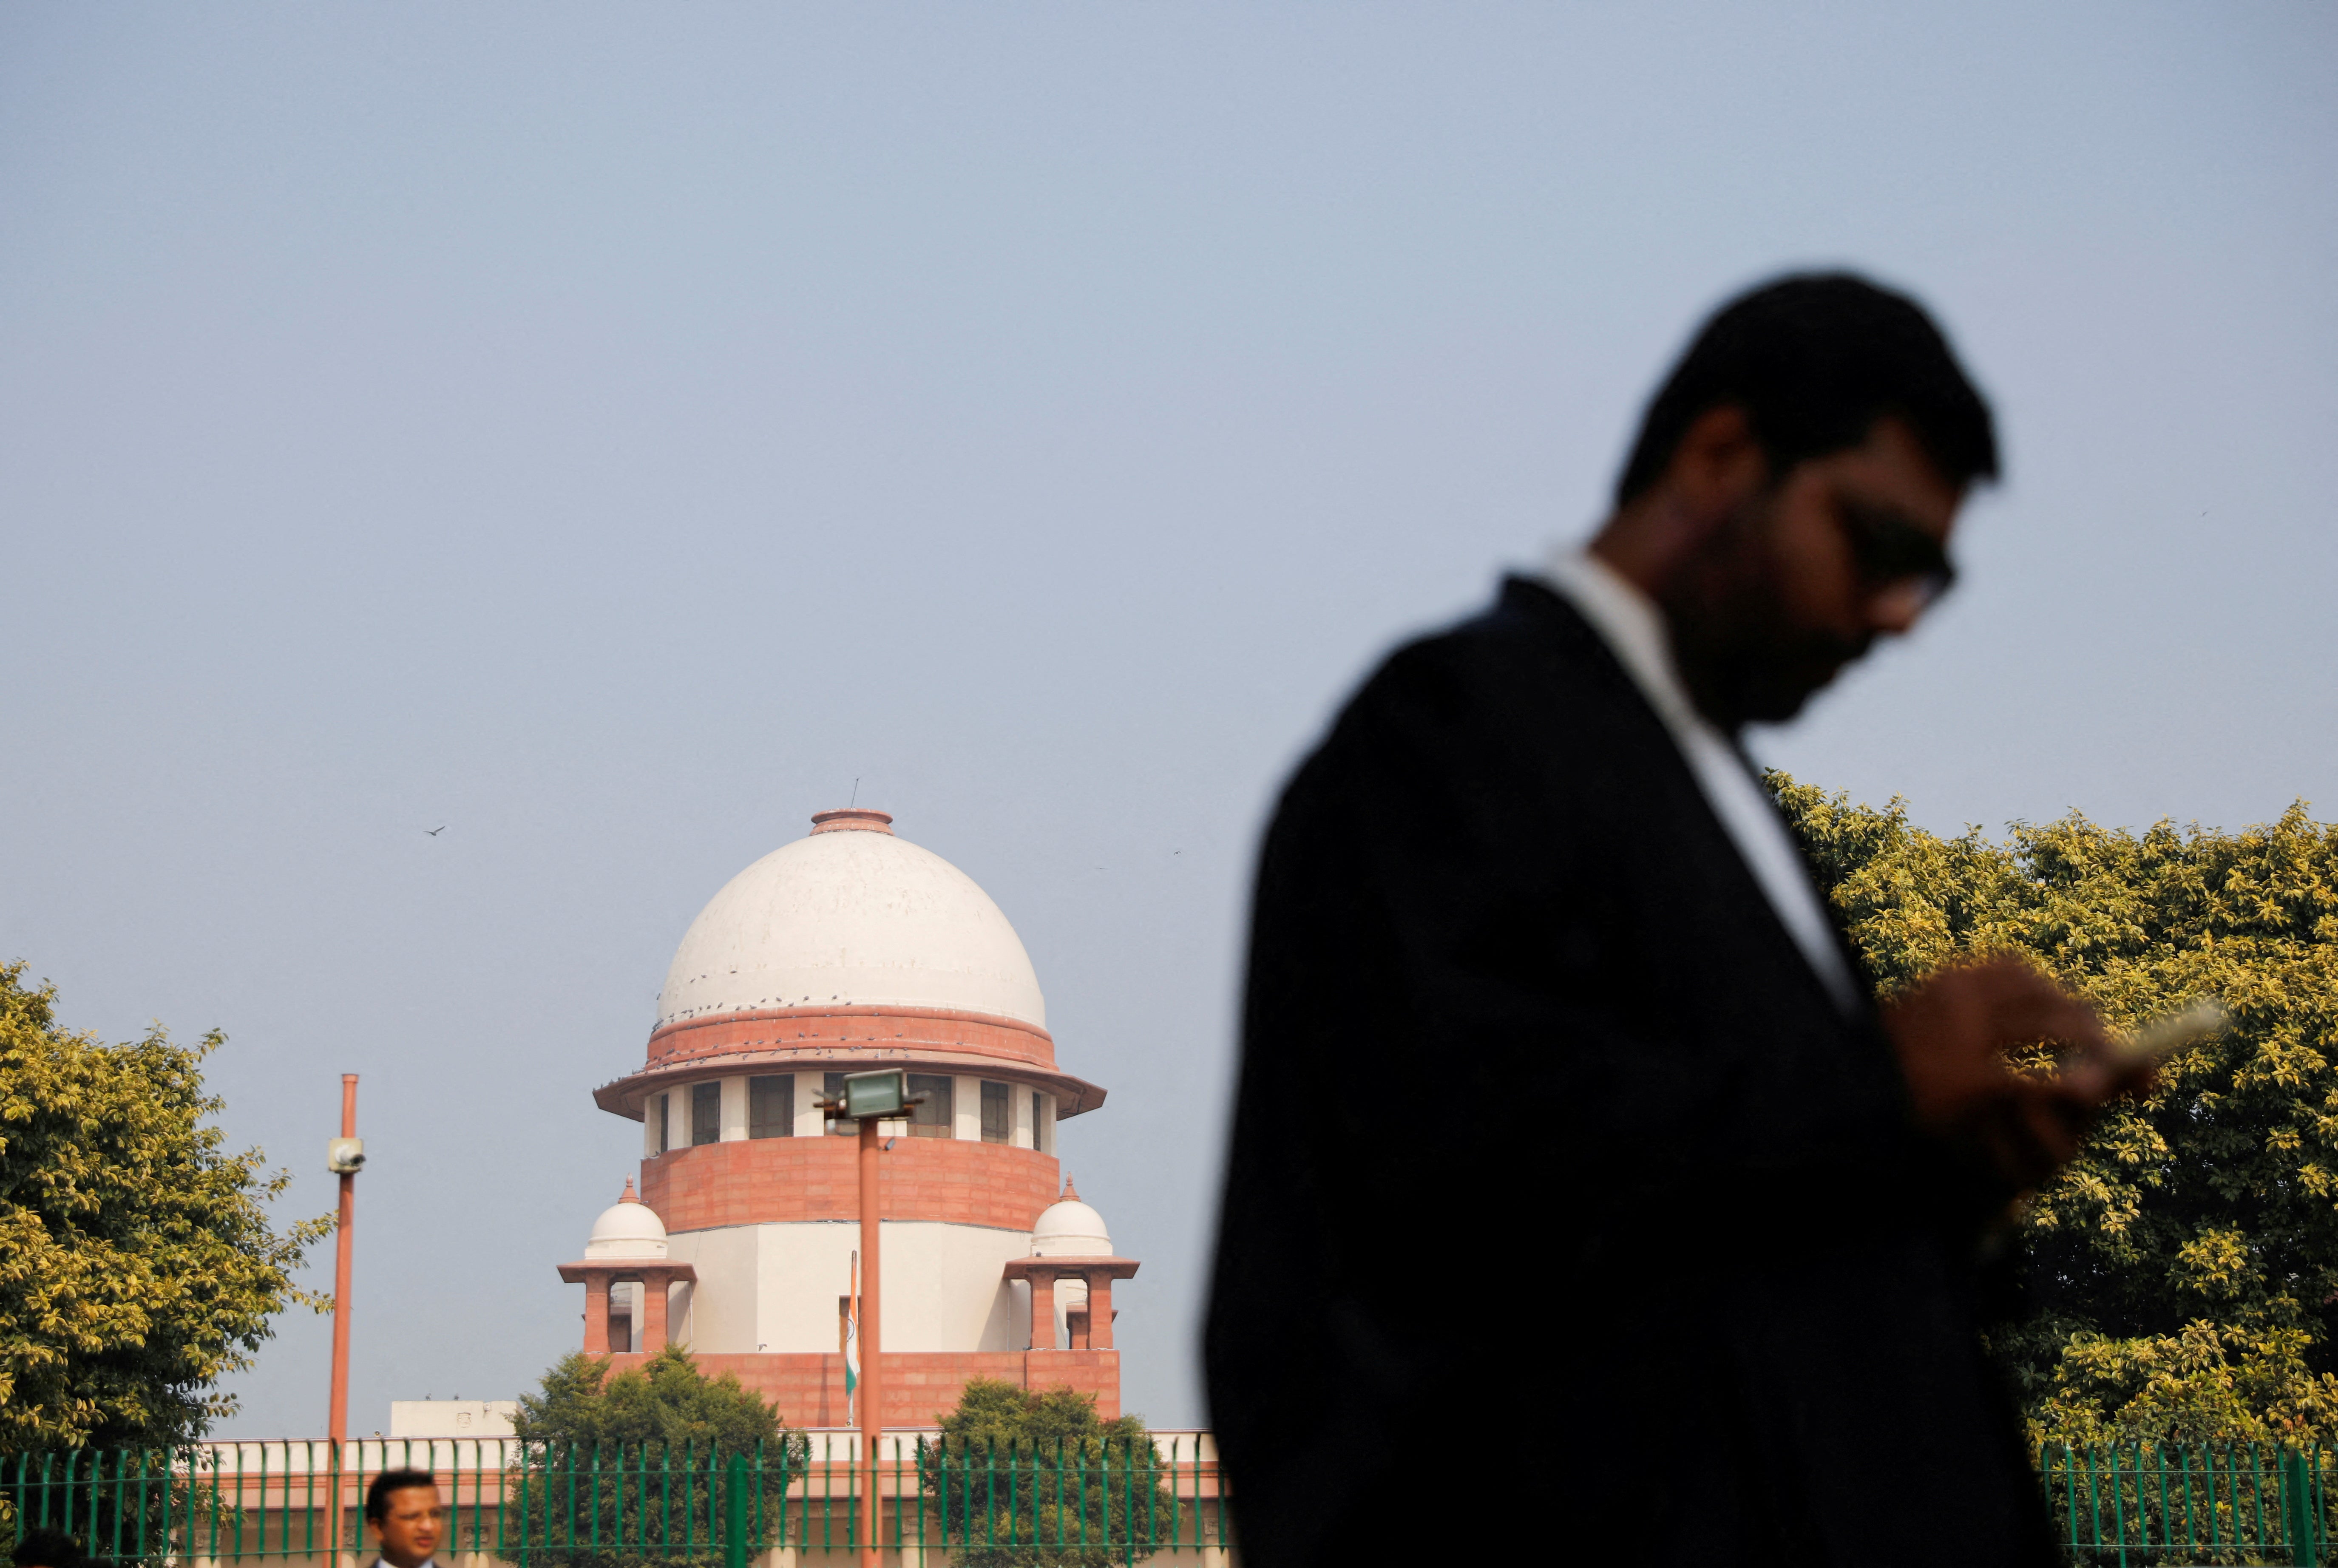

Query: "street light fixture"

xmin=840 ymin=1068 xmax=911 ymax=1121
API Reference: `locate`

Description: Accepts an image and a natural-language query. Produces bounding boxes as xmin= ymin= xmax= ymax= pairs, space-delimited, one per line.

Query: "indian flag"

xmin=843 ymin=1252 xmax=860 ymax=1399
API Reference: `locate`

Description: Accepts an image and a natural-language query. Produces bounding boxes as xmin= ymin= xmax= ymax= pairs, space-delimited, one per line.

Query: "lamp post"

xmin=323 ymin=1075 xmax=365 ymax=1565
xmin=325 ymin=1076 xmax=365 ymax=1452
xmin=817 ymin=1069 xmax=919 ymax=1568
xmin=855 ymin=1102 xmax=882 ymax=1568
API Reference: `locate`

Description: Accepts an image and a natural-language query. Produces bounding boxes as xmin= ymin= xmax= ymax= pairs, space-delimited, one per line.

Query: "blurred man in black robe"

xmin=1205 ymin=274 xmax=2138 ymax=1566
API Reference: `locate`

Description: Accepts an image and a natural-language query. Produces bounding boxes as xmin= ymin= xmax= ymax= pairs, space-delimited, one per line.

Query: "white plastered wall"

xmin=793 ymin=1074 xmax=826 ymax=1138
xmin=663 ymin=1221 xmax=1033 ymax=1355
xmin=667 ymin=1223 xmax=758 ymax=1351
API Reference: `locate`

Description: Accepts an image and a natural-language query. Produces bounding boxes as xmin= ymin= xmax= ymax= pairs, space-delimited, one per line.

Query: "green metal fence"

xmin=0 ymin=1435 xmax=1231 ymax=1565
xmin=14 ymin=1436 xmax=2338 ymax=1565
xmin=2041 ymin=1442 xmax=2326 ymax=1565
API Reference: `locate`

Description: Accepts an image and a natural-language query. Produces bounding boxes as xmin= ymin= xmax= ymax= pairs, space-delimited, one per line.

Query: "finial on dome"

xmin=1061 ymin=1176 xmax=1080 ymax=1202
xmin=620 ymin=1177 xmax=639 ymax=1204
xmin=811 ymin=808 xmax=895 ymax=836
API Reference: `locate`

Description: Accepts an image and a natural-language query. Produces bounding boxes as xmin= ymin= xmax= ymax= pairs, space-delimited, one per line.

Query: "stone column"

xmin=1027 ymin=1268 xmax=1057 ymax=1351
xmin=583 ymin=1274 xmax=611 ymax=1354
xmin=1086 ymin=1271 xmax=1115 ymax=1350
xmin=641 ymin=1273 xmax=670 ymax=1353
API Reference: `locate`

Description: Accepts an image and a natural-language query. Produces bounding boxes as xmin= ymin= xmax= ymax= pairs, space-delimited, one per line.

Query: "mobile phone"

xmin=2103 ymin=997 xmax=2230 ymax=1068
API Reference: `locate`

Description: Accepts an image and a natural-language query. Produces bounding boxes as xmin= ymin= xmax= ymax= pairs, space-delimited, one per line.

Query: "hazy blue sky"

xmin=3 ymin=3 xmax=2332 ymax=1435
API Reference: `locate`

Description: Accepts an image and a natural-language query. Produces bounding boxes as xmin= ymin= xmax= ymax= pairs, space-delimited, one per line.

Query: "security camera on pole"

xmin=814 ymin=1069 xmax=922 ymax=1568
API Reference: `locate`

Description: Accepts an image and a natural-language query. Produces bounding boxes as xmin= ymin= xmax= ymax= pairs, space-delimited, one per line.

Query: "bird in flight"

xmin=425 ymin=826 xmax=446 ymax=836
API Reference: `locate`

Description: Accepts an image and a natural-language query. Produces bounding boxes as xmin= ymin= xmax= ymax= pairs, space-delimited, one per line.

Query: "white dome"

xmin=585 ymin=1186 xmax=669 ymax=1259
xmin=657 ymin=811 xmax=1046 ymax=1031
xmin=1031 ymin=1184 xmax=1112 ymax=1257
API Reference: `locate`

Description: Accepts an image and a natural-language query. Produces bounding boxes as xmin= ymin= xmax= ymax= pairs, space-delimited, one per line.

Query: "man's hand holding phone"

xmin=1881 ymin=958 xmax=2197 ymax=1197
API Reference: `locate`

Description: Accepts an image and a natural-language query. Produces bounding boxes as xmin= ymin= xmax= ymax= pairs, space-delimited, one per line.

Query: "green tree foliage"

xmin=1773 ymin=777 xmax=2338 ymax=1449
xmin=0 ymin=962 xmax=326 ymax=1452
xmin=510 ymin=1346 xmax=806 ymax=1568
xmin=919 ymin=1378 xmax=1171 ymax=1568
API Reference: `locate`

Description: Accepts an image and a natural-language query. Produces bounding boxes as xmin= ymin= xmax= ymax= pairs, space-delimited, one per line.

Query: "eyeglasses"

xmin=1834 ymin=496 xmax=1956 ymax=609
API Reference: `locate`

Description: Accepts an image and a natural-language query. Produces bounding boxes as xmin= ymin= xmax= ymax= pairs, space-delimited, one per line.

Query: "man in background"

xmin=364 ymin=1469 xmax=446 ymax=1568
xmin=1206 ymin=274 xmax=2134 ymax=1565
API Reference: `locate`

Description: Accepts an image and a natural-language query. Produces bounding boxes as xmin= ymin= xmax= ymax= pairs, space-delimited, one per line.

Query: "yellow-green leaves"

xmin=1772 ymin=780 xmax=2338 ymax=1448
xmin=0 ymin=961 xmax=329 ymax=1450
xmin=2172 ymin=1229 xmax=2255 ymax=1303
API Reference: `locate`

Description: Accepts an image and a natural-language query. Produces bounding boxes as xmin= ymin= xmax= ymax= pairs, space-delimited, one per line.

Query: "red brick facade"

xmin=595 ymin=1350 xmax=1121 ymax=1428
xmin=639 ymin=1132 xmax=1061 ymax=1231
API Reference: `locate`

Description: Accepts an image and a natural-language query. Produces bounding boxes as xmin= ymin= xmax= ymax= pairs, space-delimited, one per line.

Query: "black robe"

xmin=1203 ymin=576 xmax=2051 ymax=1567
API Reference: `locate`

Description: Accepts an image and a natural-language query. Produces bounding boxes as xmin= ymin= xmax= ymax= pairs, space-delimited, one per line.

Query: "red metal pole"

xmin=329 ymin=1075 xmax=358 ymax=1451
xmin=858 ymin=1115 xmax=881 ymax=1568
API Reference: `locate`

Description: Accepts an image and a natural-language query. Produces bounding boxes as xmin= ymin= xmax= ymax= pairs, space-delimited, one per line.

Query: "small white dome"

xmin=657 ymin=810 xmax=1047 ymax=1031
xmin=1030 ymin=1179 xmax=1112 ymax=1257
xmin=585 ymin=1181 xmax=668 ymax=1260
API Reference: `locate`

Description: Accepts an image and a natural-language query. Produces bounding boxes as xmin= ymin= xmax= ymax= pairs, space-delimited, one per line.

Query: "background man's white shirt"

xmin=1541 ymin=547 xmax=1862 ymax=1015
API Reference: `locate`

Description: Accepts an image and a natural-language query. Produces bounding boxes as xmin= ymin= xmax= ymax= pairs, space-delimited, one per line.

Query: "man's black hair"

xmin=1614 ymin=272 xmax=1999 ymax=505
xmin=364 ymin=1469 xmax=439 ymax=1523
xmin=10 ymin=1529 xmax=85 ymax=1568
